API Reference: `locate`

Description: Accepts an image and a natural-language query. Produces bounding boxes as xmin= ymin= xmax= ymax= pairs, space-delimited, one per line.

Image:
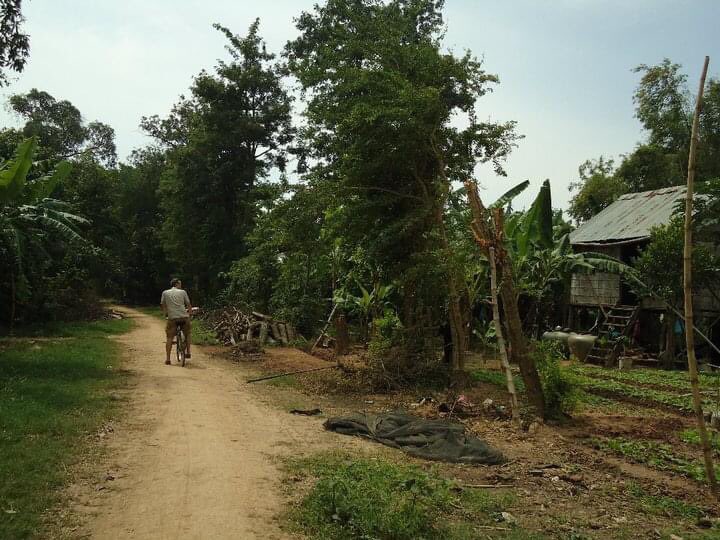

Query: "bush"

xmin=531 ymin=340 xmax=578 ymax=418
xmin=287 ymin=453 xmax=520 ymax=540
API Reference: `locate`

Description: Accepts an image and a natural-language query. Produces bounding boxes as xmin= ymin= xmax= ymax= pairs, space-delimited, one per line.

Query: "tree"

xmin=694 ymin=178 xmax=720 ymax=238
xmin=0 ymin=0 xmax=29 ymax=86
xmin=113 ymin=149 xmax=173 ymax=303
xmin=568 ymin=157 xmax=626 ymax=223
xmin=285 ymin=0 xmax=518 ymax=369
xmin=465 ymin=180 xmax=546 ymax=416
xmin=615 ymin=144 xmax=684 ymax=192
xmin=143 ymin=21 xmax=293 ymax=296
xmin=633 ymin=59 xmax=691 ymax=153
xmin=634 ymin=219 xmax=717 ymax=369
xmin=9 ymin=89 xmax=117 ymax=165
xmin=220 ymin=179 xmax=334 ymax=334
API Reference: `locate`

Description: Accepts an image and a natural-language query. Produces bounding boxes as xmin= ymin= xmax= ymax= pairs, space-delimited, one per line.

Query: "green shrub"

xmin=287 ymin=453 xmax=520 ymax=540
xmin=531 ymin=340 xmax=578 ymax=418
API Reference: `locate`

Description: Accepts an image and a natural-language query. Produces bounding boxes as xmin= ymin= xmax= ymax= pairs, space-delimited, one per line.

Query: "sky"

xmin=1 ymin=0 xmax=719 ymax=210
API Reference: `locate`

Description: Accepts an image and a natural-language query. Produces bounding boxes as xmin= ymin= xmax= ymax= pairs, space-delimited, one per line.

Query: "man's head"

xmin=170 ymin=278 xmax=182 ymax=289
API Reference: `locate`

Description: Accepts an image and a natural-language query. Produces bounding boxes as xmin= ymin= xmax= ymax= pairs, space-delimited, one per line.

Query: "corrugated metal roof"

xmin=569 ymin=186 xmax=686 ymax=244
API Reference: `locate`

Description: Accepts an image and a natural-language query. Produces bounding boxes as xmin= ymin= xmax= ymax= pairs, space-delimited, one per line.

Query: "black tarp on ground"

xmin=323 ymin=412 xmax=505 ymax=464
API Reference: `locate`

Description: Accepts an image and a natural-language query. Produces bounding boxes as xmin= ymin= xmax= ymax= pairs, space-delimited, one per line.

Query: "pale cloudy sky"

xmin=1 ymin=0 xmax=718 ymax=209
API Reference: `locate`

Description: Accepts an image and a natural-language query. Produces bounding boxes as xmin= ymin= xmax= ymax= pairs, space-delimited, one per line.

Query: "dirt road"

xmin=76 ymin=308 xmax=346 ymax=539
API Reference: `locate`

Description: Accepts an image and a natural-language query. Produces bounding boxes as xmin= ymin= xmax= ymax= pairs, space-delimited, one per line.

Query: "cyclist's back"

xmin=161 ymin=287 xmax=190 ymax=320
xmin=160 ymin=278 xmax=192 ymax=365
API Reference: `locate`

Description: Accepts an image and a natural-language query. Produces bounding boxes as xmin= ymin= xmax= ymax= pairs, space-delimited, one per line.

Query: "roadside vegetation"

xmin=0 ymin=317 xmax=132 ymax=539
xmin=283 ymin=452 xmax=534 ymax=540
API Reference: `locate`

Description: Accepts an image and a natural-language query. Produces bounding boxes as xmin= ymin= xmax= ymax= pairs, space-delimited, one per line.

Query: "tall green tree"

xmin=286 ymin=0 xmax=518 ymax=368
xmin=142 ymin=21 xmax=293 ymax=296
xmin=114 ymin=149 xmax=173 ymax=303
xmin=0 ymin=0 xmax=29 ymax=86
xmin=9 ymin=89 xmax=117 ymax=165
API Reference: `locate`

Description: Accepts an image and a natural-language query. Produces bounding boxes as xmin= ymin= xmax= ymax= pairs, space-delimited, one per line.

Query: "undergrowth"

xmin=283 ymin=452 xmax=535 ymax=540
xmin=594 ymin=437 xmax=717 ymax=482
xmin=471 ymin=340 xmax=578 ymax=419
xmin=625 ymin=481 xmax=706 ymax=520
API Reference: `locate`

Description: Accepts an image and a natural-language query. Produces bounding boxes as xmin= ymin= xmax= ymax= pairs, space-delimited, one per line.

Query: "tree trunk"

xmin=259 ymin=322 xmax=269 ymax=344
xmin=465 ymin=180 xmax=546 ymax=418
xmin=683 ymin=56 xmax=718 ymax=497
xmin=661 ymin=311 xmax=676 ymax=370
xmin=334 ymin=312 xmax=350 ymax=356
xmin=435 ymin=205 xmax=466 ymax=371
xmin=490 ymin=247 xmax=520 ymax=423
xmin=10 ymin=269 xmax=16 ymax=333
xmin=497 ymin=259 xmax=546 ymax=418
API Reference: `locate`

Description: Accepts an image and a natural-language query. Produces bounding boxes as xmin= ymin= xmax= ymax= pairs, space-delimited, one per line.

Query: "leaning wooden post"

xmin=683 ymin=55 xmax=717 ymax=497
xmin=465 ymin=180 xmax=546 ymax=418
xmin=489 ymin=247 xmax=520 ymax=423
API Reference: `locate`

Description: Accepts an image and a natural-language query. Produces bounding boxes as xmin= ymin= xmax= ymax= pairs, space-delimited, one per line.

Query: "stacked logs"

xmin=208 ymin=307 xmax=296 ymax=346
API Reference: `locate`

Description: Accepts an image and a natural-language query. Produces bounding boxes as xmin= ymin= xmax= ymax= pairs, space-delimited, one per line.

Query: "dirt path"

xmin=75 ymin=308 xmax=349 ymax=539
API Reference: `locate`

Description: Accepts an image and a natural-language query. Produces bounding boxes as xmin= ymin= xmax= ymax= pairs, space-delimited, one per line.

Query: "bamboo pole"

xmin=683 ymin=55 xmax=717 ymax=497
xmin=489 ymin=247 xmax=520 ymax=423
xmin=311 ymin=303 xmax=337 ymax=352
xmin=246 ymin=364 xmax=339 ymax=383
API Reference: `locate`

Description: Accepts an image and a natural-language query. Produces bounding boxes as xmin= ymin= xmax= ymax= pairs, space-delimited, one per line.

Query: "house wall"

xmin=570 ymin=244 xmax=622 ymax=306
xmin=570 ymin=273 xmax=621 ymax=306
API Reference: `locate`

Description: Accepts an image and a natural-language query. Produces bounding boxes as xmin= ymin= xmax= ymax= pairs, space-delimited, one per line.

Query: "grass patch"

xmin=471 ymin=368 xmax=523 ymax=390
xmin=571 ymin=372 xmax=703 ymax=413
xmin=680 ymin=428 xmax=720 ymax=452
xmin=0 ymin=318 xmax=131 ymax=538
xmin=594 ymin=437 xmax=715 ymax=482
xmin=2 ymin=317 xmax=133 ymax=340
xmin=284 ymin=452 xmax=536 ymax=540
xmin=136 ymin=305 xmax=163 ymax=319
xmin=570 ymin=364 xmax=718 ymax=393
xmin=266 ymin=375 xmax=299 ymax=389
xmin=626 ymin=481 xmax=705 ymax=520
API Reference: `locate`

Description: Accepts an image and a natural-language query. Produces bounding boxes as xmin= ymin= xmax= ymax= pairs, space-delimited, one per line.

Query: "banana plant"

xmin=487 ymin=178 xmax=634 ymax=335
xmin=1 ymin=138 xmax=85 ymax=327
xmin=333 ymin=280 xmax=395 ymax=342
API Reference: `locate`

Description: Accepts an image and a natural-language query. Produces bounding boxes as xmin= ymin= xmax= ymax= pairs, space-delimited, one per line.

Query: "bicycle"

xmin=173 ymin=308 xmax=199 ymax=367
xmin=174 ymin=321 xmax=188 ymax=367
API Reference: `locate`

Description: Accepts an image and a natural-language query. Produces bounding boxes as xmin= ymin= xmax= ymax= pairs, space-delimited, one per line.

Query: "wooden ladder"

xmin=586 ymin=305 xmax=639 ymax=366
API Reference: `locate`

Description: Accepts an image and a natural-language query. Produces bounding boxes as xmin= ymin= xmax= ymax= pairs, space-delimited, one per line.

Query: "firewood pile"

xmin=206 ymin=307 xmax=297 ymax=346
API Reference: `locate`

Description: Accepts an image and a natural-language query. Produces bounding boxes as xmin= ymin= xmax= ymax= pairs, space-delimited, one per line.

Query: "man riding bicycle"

xmin=160 ymin=278 xmax=192 ymax=365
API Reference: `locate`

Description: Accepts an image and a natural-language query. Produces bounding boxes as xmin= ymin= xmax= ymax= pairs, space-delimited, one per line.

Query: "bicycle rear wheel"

xmin=176 ymin=328 xmax=186 ymax=366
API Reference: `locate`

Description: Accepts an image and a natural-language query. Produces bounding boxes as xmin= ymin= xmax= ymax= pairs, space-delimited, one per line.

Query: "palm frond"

xmin=25 ymin=161 xmax=72 ymax=202
xmin=34 ymin=215 xmax=87 ymax=246
xmin=490 ymin=180 xmax=529 ymax=209
xmin=0 ymin=138 xmax=37 ymax=203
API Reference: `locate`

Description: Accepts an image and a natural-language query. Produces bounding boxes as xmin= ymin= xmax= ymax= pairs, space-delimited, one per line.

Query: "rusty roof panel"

xmin=569 ymin=186 xmax=686 ymax=244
